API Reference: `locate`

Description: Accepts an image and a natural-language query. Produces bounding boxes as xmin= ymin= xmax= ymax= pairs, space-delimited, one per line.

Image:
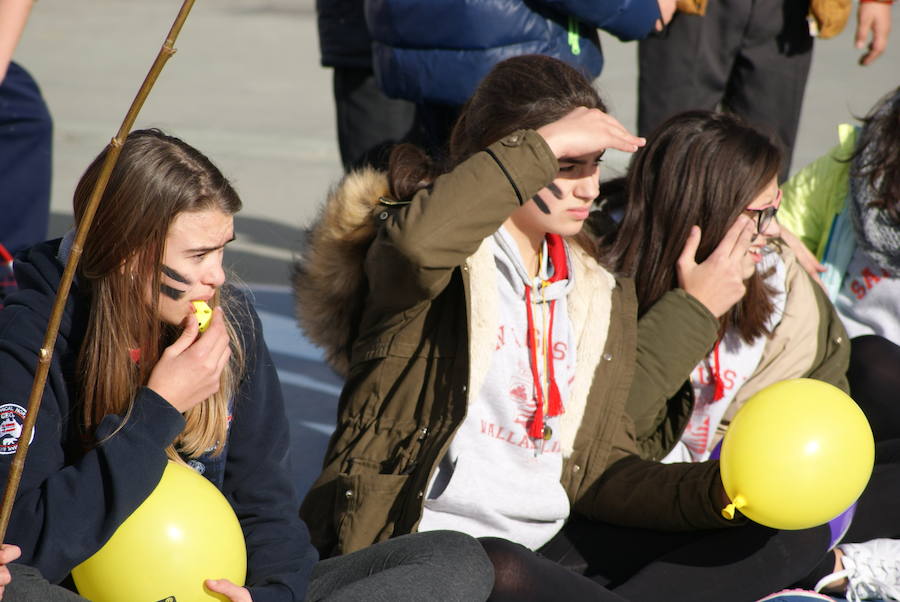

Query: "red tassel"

xmin=524 ymin=235 xmax=569 ymax=439
xmin=547 ymin=383 xmax=563 ymax=417
xmin=545 ymin=300 xmax=564 ymax=417
xmin=524 ymin=286 xmax=546 ymax=439
xmin=711 ymin=341 xmax=725 ymax=402
xmin=528 ymin=408 xmax=545 ymax=439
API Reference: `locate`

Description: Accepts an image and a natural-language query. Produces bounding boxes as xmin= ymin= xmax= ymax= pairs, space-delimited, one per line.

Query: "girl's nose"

xmin=575 ymin=171 xmax=599 ymax=201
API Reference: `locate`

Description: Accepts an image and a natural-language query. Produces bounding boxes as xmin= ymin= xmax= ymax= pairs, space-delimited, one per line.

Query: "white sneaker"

xmin=814 ymin=539 xmax=900 ymax=602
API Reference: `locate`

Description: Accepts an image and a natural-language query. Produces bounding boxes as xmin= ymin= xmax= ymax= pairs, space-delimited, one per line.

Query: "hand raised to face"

xmin=677 ymin=215 xmax=756 ymax=318
xmin=147 ymin=307 xmax=231 ymax=413
xmin=536 ymin=107 xmax=645 ymax=161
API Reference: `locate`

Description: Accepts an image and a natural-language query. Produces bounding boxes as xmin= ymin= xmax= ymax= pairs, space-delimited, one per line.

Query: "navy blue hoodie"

xmin=0 ymin=239 xmax=318 ymax=601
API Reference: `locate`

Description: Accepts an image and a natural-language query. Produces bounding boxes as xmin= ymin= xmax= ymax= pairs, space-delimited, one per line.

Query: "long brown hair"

xmin=387 ymin=54 xmax=606 ymax=204
xmin=604 ymin=111 xmax=783 ymax=343
xmin=74 ymin=129 xmax=244 ymax=461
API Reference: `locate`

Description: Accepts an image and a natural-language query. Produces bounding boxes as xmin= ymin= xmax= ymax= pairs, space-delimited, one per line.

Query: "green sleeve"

xmin=780 ymin=127 xmax=855 ymax=260
xmin=627 ymin=289 xmax=719 ymax=441
xmin=365 ymin=130 xmax=557 ymax=313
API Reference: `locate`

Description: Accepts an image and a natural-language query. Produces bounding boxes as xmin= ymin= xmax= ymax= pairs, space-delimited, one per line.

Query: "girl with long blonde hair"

xmin=0 ymin=129 xmax=493 ymax=601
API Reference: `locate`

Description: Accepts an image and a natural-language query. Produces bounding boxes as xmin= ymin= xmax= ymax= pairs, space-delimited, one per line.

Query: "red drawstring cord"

xmin=0 ymin=244 xmax=13 ymax=265
xmin=711 ymin=340 xmax=725 ymax=402
xmin=524 ymin=286 xmax=545 ymax=439
xmin=524 ymin=284 xmax=565 ymax=438
xmin=545 ymin=301 xmax=563 ymax=418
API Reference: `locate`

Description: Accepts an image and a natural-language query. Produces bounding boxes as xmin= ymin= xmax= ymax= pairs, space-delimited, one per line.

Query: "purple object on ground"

xmin=827 ymin=502 xmax=856 ymax=550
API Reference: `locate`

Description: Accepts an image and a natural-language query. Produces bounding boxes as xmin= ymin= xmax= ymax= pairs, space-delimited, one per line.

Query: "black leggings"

xmin=481 ymin=442 xmax=900 ymax=602
xmin=848 ymin=335 xmax=900 ymax=442
xmin=795 ymin=440 xmax=900 ymax=590
xmin=482 ymin=521 xmax=828 ymax=602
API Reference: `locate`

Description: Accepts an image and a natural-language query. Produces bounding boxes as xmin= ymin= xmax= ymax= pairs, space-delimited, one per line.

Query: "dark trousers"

xmin=847 ymin=335 xmax=900 ymax=443
xmin=482 ymin=443 xmax=900 ymax=601
xmin=307 ymin=530 xmax=494 ymax=601
xmin=8 ymin=531 xmax=493 ymax=601
xmin=482 ymin=520 xmax=829 ymax=602
xmin=5 ymin=565 xmax=86 ymax=601
xmin=840 ymin=448 xmax=900 ymax=545
xmin=481 ymin=520 xmax=829 ymax=602
xmin=547 ymin=520 xmax=829 ymax=602
xmin=0 ymin=62 xmax=52 ymax=256
xmin=638 ymin=0 xmax=813 ymax=180
xmin=332 ymin=67 xmax=415 ymax=172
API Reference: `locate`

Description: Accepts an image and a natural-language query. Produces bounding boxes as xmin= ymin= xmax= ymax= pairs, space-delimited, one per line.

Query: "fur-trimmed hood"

xmin=293 ymin=166 xmax=619 ymax=457
xmin=293 ymin=168 xmax=390 ymax=377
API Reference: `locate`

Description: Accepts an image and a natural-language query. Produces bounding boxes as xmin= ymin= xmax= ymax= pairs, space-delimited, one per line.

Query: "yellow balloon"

xmin=719 ymin=378 xmax=874 ymax=530
xmin=72 ymin=461 xmax=247 ymax=602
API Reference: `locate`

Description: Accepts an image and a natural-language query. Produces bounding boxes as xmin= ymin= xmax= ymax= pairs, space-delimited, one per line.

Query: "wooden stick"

xmin=0 ymin=0 xmax=197 ymax=542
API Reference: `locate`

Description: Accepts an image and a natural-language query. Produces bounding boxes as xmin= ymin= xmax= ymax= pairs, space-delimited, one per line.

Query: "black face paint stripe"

xmin=546 ymin=182 xmax=564 ymax=199
xmin=160 ymin=283 xmax=186 ymax=300
xmin=531 ymin=194 xmax=551 ymax=215
xmin=162 ymin=264 xmax=191 ymax=285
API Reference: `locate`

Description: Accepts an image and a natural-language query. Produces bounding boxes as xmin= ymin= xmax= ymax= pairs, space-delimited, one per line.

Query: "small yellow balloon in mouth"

xmin=192 ymin=300 xmax=212 ymax=333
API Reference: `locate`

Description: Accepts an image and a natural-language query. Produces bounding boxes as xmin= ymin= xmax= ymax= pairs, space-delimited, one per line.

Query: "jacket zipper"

xmin=568 ymin=17 xmax=581 ymax=56
xmin=409 ymin=265 xmax=473 ymax=531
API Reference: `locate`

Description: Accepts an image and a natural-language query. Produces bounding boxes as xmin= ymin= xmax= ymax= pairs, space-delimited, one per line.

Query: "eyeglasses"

xmin=746 ymin=189 xmax=781 ymax=234
xmin=747 ymin=205 xmax=778 ymax=234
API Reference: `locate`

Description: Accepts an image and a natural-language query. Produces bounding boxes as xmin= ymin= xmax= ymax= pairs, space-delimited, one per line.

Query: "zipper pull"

xmin=568 ymin=17 xmax=582 ymax=56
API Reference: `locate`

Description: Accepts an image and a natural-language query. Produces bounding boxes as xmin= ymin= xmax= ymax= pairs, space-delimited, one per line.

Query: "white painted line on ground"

xmin=230 ymin=239 xmax=296 ymax=262
xmin=298 ymin=421 xmax=337 ymax=436
xmin=278 ymin=369 xmax=343 ymax=397
xmin=256 ymin=309 xmax=328 ymax=363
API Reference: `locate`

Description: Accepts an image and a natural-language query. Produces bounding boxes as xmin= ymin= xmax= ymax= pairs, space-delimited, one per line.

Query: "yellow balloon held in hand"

xmin=72 ymin=461 xmax=247 ymax=602
xmin=719 ymin=378 xmax=874 ymax=530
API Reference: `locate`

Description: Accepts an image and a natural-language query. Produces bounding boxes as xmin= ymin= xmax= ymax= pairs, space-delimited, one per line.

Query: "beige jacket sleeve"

xmin=720 ymin=246 xmax=850 ymax=433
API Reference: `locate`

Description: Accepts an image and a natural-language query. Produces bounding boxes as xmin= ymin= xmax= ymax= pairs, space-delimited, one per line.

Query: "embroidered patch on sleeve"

xmin=0 ymin=404 xmax=33 ymax=455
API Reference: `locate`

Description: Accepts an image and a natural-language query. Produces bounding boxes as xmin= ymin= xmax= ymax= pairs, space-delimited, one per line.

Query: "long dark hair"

xmin=386 ymin=55 xmax=605 ymax=203
xmin=851 ymin=86 xmax=900 ymax=224
xmin=604 ymin=111 xmax=783 ymax=343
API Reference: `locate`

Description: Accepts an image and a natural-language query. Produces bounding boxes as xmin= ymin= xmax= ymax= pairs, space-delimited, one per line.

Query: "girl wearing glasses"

xmin=602 ymin=110 xmax=834 ymax=466
xmin=601 ymin=109 xmax=900 ymax=600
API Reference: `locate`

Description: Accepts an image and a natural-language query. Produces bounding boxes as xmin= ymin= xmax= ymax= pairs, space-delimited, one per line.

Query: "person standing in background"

xmin=315 ymin=0 xmax=415 ymax=172
xmin=637 ymin=0 xmax=893 ymax=181
xmin=365 ymin=0 xmax=675 ymax=156
xmin=0 ymin=0 xmax=52 ymax=309
xmin=0 ymin=0 xmax=52 ymax=261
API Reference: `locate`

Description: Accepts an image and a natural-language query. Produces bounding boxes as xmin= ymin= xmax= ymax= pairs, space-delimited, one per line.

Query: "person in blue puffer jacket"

xmin=365 ymin=0 xmax=672 ymax=152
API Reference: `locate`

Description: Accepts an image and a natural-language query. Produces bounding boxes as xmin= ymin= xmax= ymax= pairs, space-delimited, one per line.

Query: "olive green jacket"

xmin=295 ymin=131 xmax=735 ymax=557
xmin=628 ymin=245 xmax=850 ymax=460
